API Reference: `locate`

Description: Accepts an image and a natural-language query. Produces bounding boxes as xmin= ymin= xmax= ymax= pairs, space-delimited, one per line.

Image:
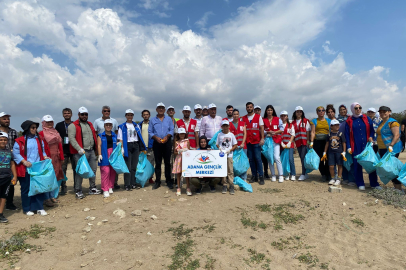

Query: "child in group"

xmin=172 ymin=128 xmax=191 ymax=196
xmin=0 ymin=132 xmax=17 ymax=223
xmin=216 ymin=120 xmax=238 ymax=195
xmin=321 ymin=119 xmax=347 ymax=186
xmin=280 ymin=111 xmax=296 ymax=181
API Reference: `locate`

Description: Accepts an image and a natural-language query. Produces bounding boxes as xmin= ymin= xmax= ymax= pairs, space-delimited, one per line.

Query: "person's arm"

xmin=241 ymin=125 xmax=247 ymax=148
xmin=230 ymin=134 xmax=238 ymax=153
xmin=344 ymin=123 xmax=352 ymax=153
xmin=275 ymin=119 xmax=283 ymax=135
xmin=310 ymin=122 xmax=315 ymax=148
xmin=200 ymin=117 xmax=206 ymax=137
xmin=389 ymin=123 xmax=400 ymax=152
xmin=97 ymin=136 xmax=102 ymax=156
xmin=259 ymin=125 xmax=265 ymax=146
xmin=41 ymin=140 xmax=49 ymax=159
xmin=13 ymin=142 xmax=31 ymax=167
xmin=149 ymin=119 xmax=162 ymax=143
xmin=68 ymin=124 xmax=83 ymax=153
xmin=321 ymin=141 xmax=329 ymax=161
xmin=368 ymin=118 xmax=375 ymax=143
xmin=11 ymin=161 xmax=17 ymax=185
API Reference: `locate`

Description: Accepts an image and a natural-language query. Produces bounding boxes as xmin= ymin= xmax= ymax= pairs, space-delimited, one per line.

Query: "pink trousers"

xmin=100 ymin=148 xmax=116 ymax=191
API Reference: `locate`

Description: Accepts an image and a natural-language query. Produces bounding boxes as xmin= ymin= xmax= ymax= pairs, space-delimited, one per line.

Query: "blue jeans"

xmin=288 ymin=148 xmax=296 ymax=176
xmin=19 ymin=171 xmax=46 ymax=213
xmin=247 ymin=143 xmax=263 ymax=177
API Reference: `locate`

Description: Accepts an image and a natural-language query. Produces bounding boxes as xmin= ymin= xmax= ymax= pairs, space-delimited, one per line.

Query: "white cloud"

xmin=195 ymin=11 xmax=214 ymax=30
xmin=322 ymin=40 xmax=337 ymax=55
xmin=139 ymin=0 xmax=170 ymax=10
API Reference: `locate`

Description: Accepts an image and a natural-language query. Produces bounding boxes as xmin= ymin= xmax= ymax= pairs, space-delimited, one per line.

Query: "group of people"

xmin=0 ymin=101 xmax=404 ymax=222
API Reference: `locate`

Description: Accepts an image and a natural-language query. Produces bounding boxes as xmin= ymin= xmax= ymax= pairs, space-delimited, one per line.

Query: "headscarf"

xmin=42 ymin=120 xmax=62 ymax=145
xmin=350 ymin=102 xmax=362 ymax=118
xmin=199 ymin=136 xmax=209 ymax=150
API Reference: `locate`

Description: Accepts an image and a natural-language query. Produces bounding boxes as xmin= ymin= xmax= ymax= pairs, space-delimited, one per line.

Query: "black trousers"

xmin=6 ymin=184 xmax=14 ymax=207
xmin=261 ymin=153 xmax=269 ymax=176
xmin=153 ymin=140 xmax=173 ymax=185
xmin=313 ymin=139 xmax=331 ymax=179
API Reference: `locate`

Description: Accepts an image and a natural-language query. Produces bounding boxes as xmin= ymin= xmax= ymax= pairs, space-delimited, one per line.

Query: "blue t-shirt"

xmin=0 ymin=148 xmax=13 ymax=183
xmin=328 ymin=132 xmax=346 ymax=153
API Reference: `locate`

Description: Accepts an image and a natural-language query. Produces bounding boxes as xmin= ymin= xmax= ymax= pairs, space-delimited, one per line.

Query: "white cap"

xmin=254 ymin=105 xmax=261 ymax=110
xmin=280 ymin=111 xmax=288 ymax=116
xmin=178 ymin=127 xmax=186 ymax=134
xmin=367 ymin=107 xmax=376 ymax=113
xmin=203 ymin=106 xmax=208 ymax=110
xmin=156 ymin=102 xmax=165 ymax=108
xmin=330 ymin=119 xmax=340 ymax=125
xmin=104 ymin=119 xmax=113 ymax=124
xmin=208 ymin=103 xmax=216 ymax=109
xmin=78 ymin=107 xmax=88 ymax=113
xmin=295 ymin=106 xmax=304 ymax=112
xmin=183 ymin=106 xmax=191 ymax=111
xmin=167 ymin=106 xmax=174 ymax=110
xmin=0 ymin=112 xmax=11 ymax=118
xmin=194 ymin=104 xmax=202 ymax=110
xmin=42 ymin=115 xmax=54 ymax=122
xmin=0 ymin=132 xmax=8 ymax=138
xmin=221 ymin=119 xmax=230 ymax=126
xmin=125 ymin=109 xmax=134 ymax=114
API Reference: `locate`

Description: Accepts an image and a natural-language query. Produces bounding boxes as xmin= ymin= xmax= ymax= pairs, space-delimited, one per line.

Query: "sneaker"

xmin=60 ymin=185 xmax=68 ymax=195
xmin=186 ymin=189 xmax=192 ymax=196
xmin=229 ymin=186 xmax=235 ymax=195
xmin=298 ymin=175 xmax=306 ymax=181
xmin=103 ymin=191 xmax=110 ymax=198
xmin=109 ymin=188 xmax=114 ymax=194
xmin=249 ymin=175 xmax=256 ymax=183
xmin=89 ymin=188 xmax=101 ymax=195
xmin=114 ymin=184 xmax=121 ymax=190
xmin=76 ymin=191 xmax=85 ymax=199
xmin=264 ymin=174 xmax=270 ymax=180
xmin=25 ymin=211 xmax=34 ymax=216
xmin=222 ymin=186 xmax=227 ymax=194
xmin=0 ymin=214 xmax=8 ymax=223
xmin=176 ymin=188 xmax=181 ymax=196
xmin=278 ymin=176 xmax=284 ymax=183
xmin=285 ymin=176 xmax=290 ymax=181
xmin=167 ymin=183 xmax=174 ymax=189
xmin=5 ymin=204 xmax=18 ymax=211
xmin=347 ymin=182 xmax=356 ymax=187
xmin=195 ymin=188 xmax=202 ymax=194
xmin=271 ymin=176 xmax=276 ymax=182
xmin=341 ymin=180 xmax=349 ymax=185
xmin=131 ymin=185 xmax=140 ymax=190
xmin=259 ymin=176 xmax=265 ymax=185
xmin=359 ymin=186 xmax=366 ymax=191
xmin=291 ymin=176 xmax=296 ymax=181
xmin=321 ymin=175 xmax=327 ymax=182
xmin=37 ymin=210 xmax=48 ymax=216
xmin=334 ymin=180 xmax=341 ymax=186
xmin=152 ymin=182 xmax=161 ymax=190
xmin=125 ymin=186 xmax=132 ymax=191
xmin=372 ymin=186 xmax=383 ymax=190
xmin=209 ymin=185 xmax=216 ymax=193
xmin=328 ymin=179 xmax=335 ymax=185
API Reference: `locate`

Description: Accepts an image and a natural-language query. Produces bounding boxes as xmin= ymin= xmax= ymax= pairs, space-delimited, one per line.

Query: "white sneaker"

xmin=359 ymin=186 xmax=366 ymax=191
xmin=103 ymin=191 xmax=110 ymax=198
xmin=37 ymin=210 xmax=48 ymax=216
xmin=334 ymin=180 xmax=341 ymax=186
xmin=298 ymin=175 xmax=305 ymax=181
xmin=109 ymin=188 xmax=113 ymax=194
xmin=271 ymin=176 xmax=276 ymax=182
xmin=291 ymin=176 xmax=296 ymax=181
xmin=328 ymin=179 xmax=335 ymax=185
xmin=26 ymin=211 xmax=34 ymax=216
xmin=278 ymin=176 xmax=284 ymax=183
xmin=285 ymin=176 xmax=290 ymax=181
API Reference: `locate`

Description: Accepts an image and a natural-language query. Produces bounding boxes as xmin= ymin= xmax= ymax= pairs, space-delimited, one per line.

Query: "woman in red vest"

xmin=280 ymin=111 xmax=296 ymax=181
xmin=292 ymin=106 xmax=311 ymax=181
xmin=263 ymin=105 xmax=284 ymax=183
xmin=229 ymin=109 xmax=247 ymax=180
xmin=12 ymin=120 xmax=49 ymax=216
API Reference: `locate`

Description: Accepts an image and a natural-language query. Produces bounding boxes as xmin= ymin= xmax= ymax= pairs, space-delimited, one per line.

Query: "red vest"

xmin=282 ymin=123 xmax=295 ymax=148
xmin=39 ymin=131 xmax=65 ymax=161
xmin=263 ymin=116 xmax=282 ymax=144
xmin=176 ymin=119 xmax=197 ymax=148
xmin=230 ymin=120 xmax=247 ymax=149
xmin=293 ymin=118 xmax=309 ymax=148
xmin=242 ymin=114 xmax=261 ymax=144
xmin=15 ymin=136 xmax=45 ymax=177
xmin=69 ymin=120 xmax=98 ymax=154
xmin=346 ymin=115 xmax=370 ymax=151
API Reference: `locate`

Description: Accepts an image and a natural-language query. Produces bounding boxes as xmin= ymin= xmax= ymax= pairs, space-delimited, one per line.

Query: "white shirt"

xmin=94 ymin=117 xmax=119 ymax=134
xmin=247 ymin=114 xmax=264 ymax=126
xmin=118 ymin=123 xmax=138 ymax=142
xmin=194 ymin=116 xmax=203 ymax=132
xmin=282 ymin=123 xmax=295 ymax=136
xmin=216 ymin=132 xmax=237 ymax=158
xmin=199 ymin=115 xmax=223 ymax=140
xmin=296 ymin=119 xmax=311 ymax=131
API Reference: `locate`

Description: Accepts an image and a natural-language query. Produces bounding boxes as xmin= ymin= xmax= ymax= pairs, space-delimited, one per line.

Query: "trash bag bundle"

xmin=374 ymin=151 xmax=404 ymax=185
xmin=261 ymin=137 xmax=274 ymax=165
xmin=208 ymin=130 xmax=221 ymax=150
xmin=233 ymin=176 xmax=253 ymax=193
xmin=354 ymin=142 xmax=379 ymax=174
xmin=343 ymin=152 xmax=353 ymax=171
xmin=76 ymin=155 xmax=95 ymax=178
xmin=27 ymin=159 xmax=59 ymax=197
xmin=304 ymin=148 xmax=320 ymax=173
xmin=51 ymin=173 xmax=68 ymax=199
xmin=108 ymin=142 xmax=130 ymax=174
xmin=233 ymin=148 xmax=250 ymax=177
xmin=398 ymin=163 xmax=406 ymax=187
xmin=280 ymin=149 xmax=291 ymax=177
xmin=135 ymin=152 xmax=155 ymax=187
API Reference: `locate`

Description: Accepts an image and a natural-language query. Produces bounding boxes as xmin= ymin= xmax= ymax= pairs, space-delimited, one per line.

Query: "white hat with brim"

xmin=280 ymin=111 xmax=288 ymax=116
xmin=156 ymin=102 xmax=165 ymax=108
xmin=0 ymin=112 xmax=11 ymax=118
xmin=178 ymin=127 xmax=186 ymax=134
xmin=78 ymin=107 xmax=88 ymax=113
xmin=42 ymin=115 xmax=54 ymax=122
xmin=295 ymin=106 xmax=304 ymax=112
xmin=203 ymin=106 xmax=208 ymax=110
xmin=330 ymin=119 xmax=340 ymax=125
xmin=367 ymin=107 xmax=376 ymax=113
xmin=194 ymin=104 xmax=202 ymax=110
xmin=208 ymin=103 xmax=216 ymax=109
xmin=167 ymin=106 xmax=174 ymax=110
xmin=254 ymin=105 xmax=261 ymax=109
xmin=0 ymin=132 xmax=8 ymax=139
xmin=104 ymin=119 xmax=113 ymax=125
xmin=125 ymin=109 xmax=134 ymax=114
xmin=221 ymin=120 xmax=230 ymax=126
xmin=183 ymin=106 xmax=191 ymax=111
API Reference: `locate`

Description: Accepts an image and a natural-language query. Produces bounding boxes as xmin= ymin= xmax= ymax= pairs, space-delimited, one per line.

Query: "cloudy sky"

xmin=0 ymin=0 xmax=405 ymax=129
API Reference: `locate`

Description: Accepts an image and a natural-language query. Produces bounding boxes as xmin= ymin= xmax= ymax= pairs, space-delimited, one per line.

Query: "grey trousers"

xmin=297 ymin=145 xmax=308 ymax=176
xmin=73 ymin=150 xmax=97 ymax=192
xmin=146 ymin=148 xmax=155 ymax=167
xmin=124 ymin=142 xmax=140 ymax=187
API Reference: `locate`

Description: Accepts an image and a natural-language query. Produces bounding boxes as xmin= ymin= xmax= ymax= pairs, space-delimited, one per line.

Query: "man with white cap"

xmin=254 ymin=105 xmax=262 ymax=115
xmin=166 ymin=106 xmax=179 ymax=127
xmin=367 ymin=107 xmax=380 ymax=152
xmin=68 ymin=107 xmax=100 ymax=199
xmin=175 ymin=106 xmax=198 ymax=149
xmin=193 ymin=104 xmax=203 ymax=132
xmin=149 ymin=103 xmax=175 ymax=189
xmin=202 ymin=106 xmax=209 ymax=117
xmin=118 ymin=109 xmax=147 ymax=191
xmin=0 ymin=112 xmax=18 ymax=210
xmin=199 ymin=103 xmax=223 ymax=140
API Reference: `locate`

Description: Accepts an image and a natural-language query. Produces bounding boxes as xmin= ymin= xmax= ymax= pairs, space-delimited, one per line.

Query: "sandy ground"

xmin=1 ymin=153 xmax=406 ymax=270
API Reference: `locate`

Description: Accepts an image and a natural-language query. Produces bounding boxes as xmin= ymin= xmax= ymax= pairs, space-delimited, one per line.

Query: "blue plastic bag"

xmin=51 ymin=173 xmax=68 ymax=199
xmin=375 ymin=151 xmax=404 ymax=185
xmin=343 ymin=152 xmax=353 ymax=171
xmin=261 ymin=137 xmax=274 ymax=165
xmin=108 ymin=142 xmax=129 ymax=174
xmin=76 ymin=154 xmax=95 ymax=178
xmin=135 ymin=152 xmax=155 ymax=187
xmin=27 ymin=159 xmax=59 ymax=197
xmin=233 ymin=176 xmax=253 ymax=193
xmin=398 ymin=163 xmax=406 ymax=187
xmin=208 ymin=130 xmax=221 ymax=150
xmin=280 ymin=149 xmax=291 ymax=177
xmin=304 ymin=148 xmax=320 ymax=173
xmin=354 ymin=142 xmax=379 ymax=174
xmin=233 ymin=148 xmax=250 ymax=176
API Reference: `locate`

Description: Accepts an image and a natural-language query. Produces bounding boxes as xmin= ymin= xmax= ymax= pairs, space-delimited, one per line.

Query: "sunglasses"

xmin=80 ymin=113 xmax=88 ymax=116
xmin=317 ymin=109 xmax=325 ymax=112
xmin=354 ymin=106 xmax=362 ymax=110
xmin=30 ymin=126 xmax=38 ymax=130
xmin=103 ymin=110 xmax=110 ymax=112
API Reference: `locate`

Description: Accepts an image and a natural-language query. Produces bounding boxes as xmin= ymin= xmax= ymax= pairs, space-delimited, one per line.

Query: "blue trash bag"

xmin=280 ymin=148 xmax=291 ymax=177
xmin=51 ymin=173 xmax=68 ymax=199
xmin=76 ymin=154 xmax=96 ymax=178
xmin=343 ymin=152 xmax=353 ymax=171
xmin=208 ymin=130 xmax=221 ymax=150
xmin=376 ymin=151 xmax=381 ymax=160
xmin=398 ymin=163 xmax=406 ymax=187
xmin=354 ymin=142 xmax=379 ymax=174
xmin=304 ymin=148 xmax=320 ymax=173
xmin=135 ymin=152 xmax=155 ymax=187
xmin=375 ymin=151 xmax=404 ymax=185
xmin=233 ymin=148 xmax=250 ymax=176
xmin=27 ymin=159 xmax=59 ymax=197
xmin=233 ymin=176 xmax=253 ymax=193
xmin=261 ymin=137 xmax=274 ymax=165
xmin=108 ymin=142 xmax=130 ymax=174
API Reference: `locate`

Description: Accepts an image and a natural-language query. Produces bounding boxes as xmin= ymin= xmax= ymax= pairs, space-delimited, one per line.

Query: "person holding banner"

xmin=97 ymin=119 xmax=117 ymax=198
xmin=172 ymin=128 xmax=191 ymax=196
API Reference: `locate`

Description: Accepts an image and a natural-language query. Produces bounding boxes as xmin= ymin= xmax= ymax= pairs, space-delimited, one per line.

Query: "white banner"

xmin=181 ymin=150 xmax=228 ymax=177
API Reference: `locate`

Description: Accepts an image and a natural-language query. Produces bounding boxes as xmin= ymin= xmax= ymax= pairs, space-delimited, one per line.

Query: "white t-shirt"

xmin=117 ymin=123 xmax=138 ymax=142
xmin=247 ymin=114 xmax=264 ymax=126
xmin=216 ymin=132 xmax=237 ymax=158
xmin=295 ymin=119 xmax=311 ymax=131
xmin=282 ymin=123 xmax=295 ymax=136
